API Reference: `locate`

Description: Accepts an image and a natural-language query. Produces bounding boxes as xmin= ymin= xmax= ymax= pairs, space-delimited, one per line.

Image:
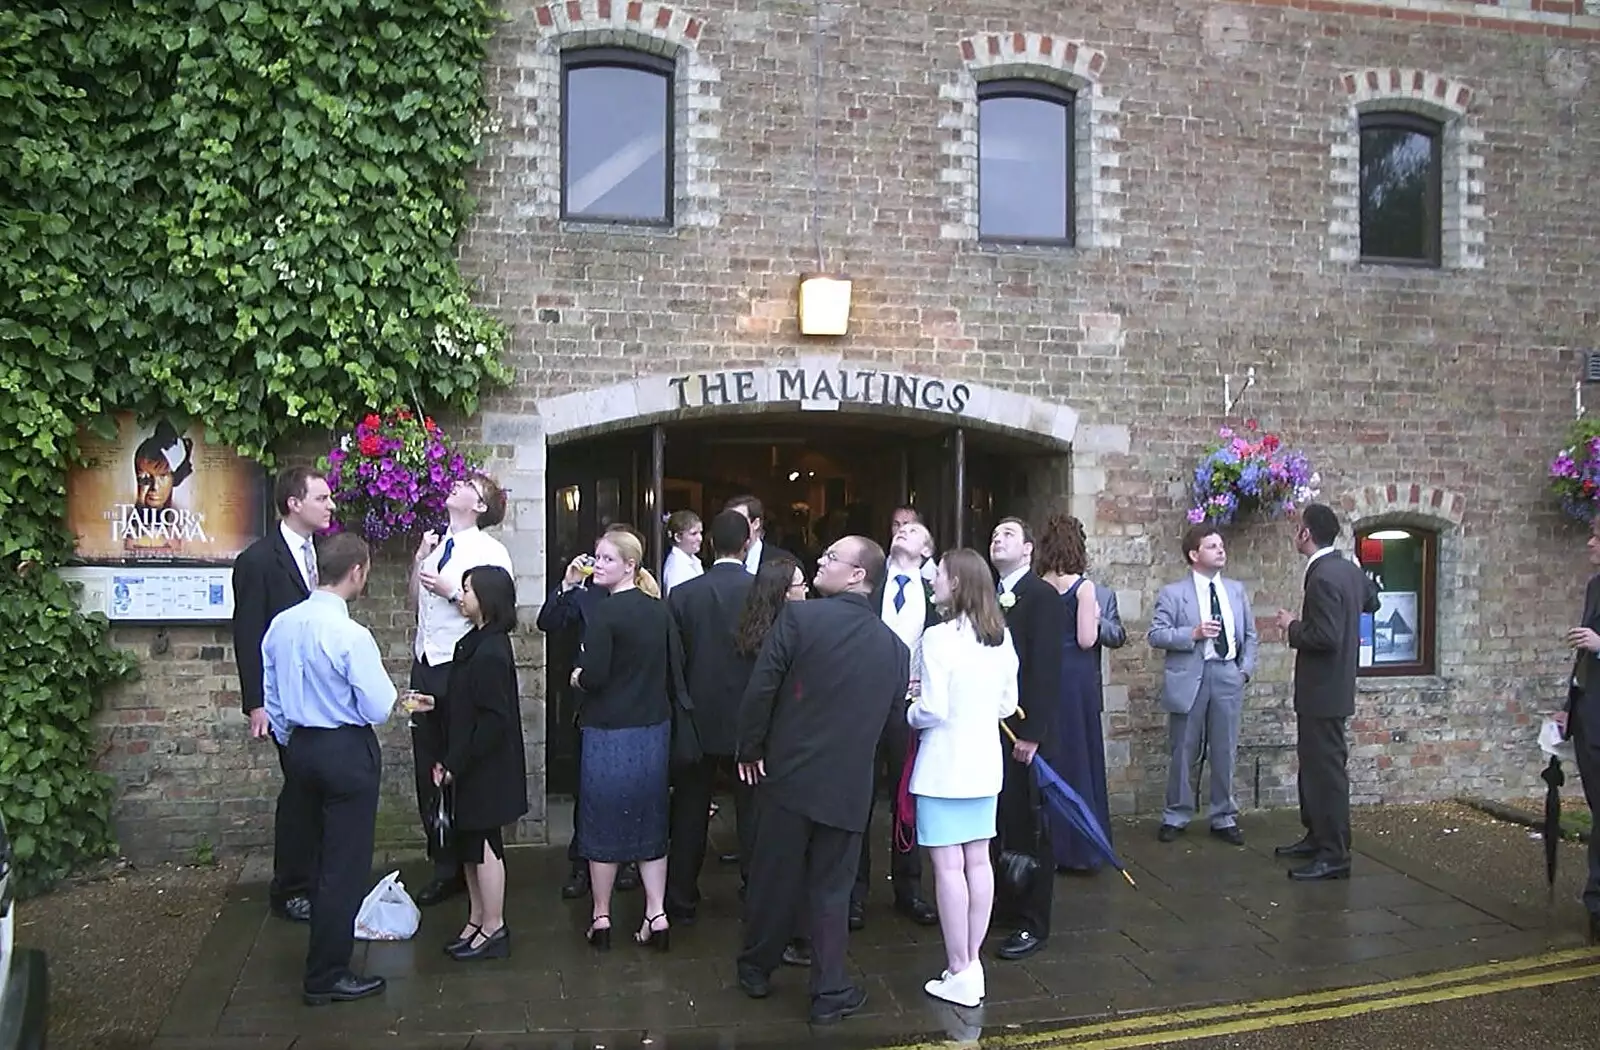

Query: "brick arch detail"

xmin=1327 ymin=68 xmax=1485 ymax=270
xmin=939 ymin=33 xmax=1122 ymax=248
xmin=506 ymin=0 xmax=721 ymax=228
xmin=1347 ymin=484 xmax=1468 ymax=529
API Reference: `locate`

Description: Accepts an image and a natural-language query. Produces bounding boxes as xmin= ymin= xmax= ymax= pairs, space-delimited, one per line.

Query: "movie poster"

xmin=66 ymin=414 xmax=267 ymax=564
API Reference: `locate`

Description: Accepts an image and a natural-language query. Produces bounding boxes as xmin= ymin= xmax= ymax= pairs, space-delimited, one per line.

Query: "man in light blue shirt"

xmin=262 ymin=532 xmax=396 ymax=1005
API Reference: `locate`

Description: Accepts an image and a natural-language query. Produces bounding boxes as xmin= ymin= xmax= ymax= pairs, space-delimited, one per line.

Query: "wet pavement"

xmin=150 ymin=809 xmax=1590 ymax=1049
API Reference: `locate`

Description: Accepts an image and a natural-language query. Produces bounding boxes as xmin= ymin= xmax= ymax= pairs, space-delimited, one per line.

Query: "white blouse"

xmin=907 ymin=617 xmax=1019 ymax=799
xmin=662 ymin=545 xmax=704 ymax=596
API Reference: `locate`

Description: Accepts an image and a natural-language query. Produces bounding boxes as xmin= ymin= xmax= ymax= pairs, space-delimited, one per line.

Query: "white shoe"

xmin=924 ymin=963 xmax=983 ymax=1008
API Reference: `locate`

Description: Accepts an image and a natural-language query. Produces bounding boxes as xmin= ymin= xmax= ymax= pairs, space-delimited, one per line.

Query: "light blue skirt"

xmin=915 ymin=794 xmax=998 ymax=848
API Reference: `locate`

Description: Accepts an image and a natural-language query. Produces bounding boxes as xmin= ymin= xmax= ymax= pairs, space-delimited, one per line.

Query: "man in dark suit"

xmin=735 ymin=535 xmax=910 ymax=1025
xmin=1563 ymin=519 xmax=1600 ymax=942
xmin=989 ymin=516 xmax=1065 ymax=959
xmin=1275 ymin=503 xmax=1371 ymax=881
xmin=665 ymin=510 xmax=756 ymax=922
xmin=231 ymin=466 xmax=334 ymax=922
xmin=725 ymin=494 xmax=787 ymax=574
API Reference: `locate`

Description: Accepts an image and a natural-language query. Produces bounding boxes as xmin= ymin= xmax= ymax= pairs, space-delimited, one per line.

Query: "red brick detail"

xmin=1039 ymin=34 xmax=1054 ymax=55
xmin=627 ymin=1 xmax=642 ymax=22
xmin=1455 ymin=86 xmax=1471 ymax=108
xmin=1064 ymin=41 xmax=1079 ymax=67
xmin=1365 ymin=70 xmax=1381 ymax=91
xmin=1433 ymin=78 xmax=1448 ymax=98
xmin=1341 ymin=73 xmax=1357 ymax=93
xmin=1409 ymin=483 xmax=1422 ymax=504
xmin=684 ymin=16 xmax=701 ymax=39
xmin=986 ymin=34 xmax=1001 ymax=56
xmin=566 ymin=0 xmax=581 ymax=22
xmin=1089 ymin=50 xmax=1105 ymax=75
xmin=536 ymin=4 xmax=553 ymax=25
xmin=1412 ymin=70 xmax=1425 ymax=91
xmin=1230 ymin=0 xmax=1600 ymax=41
xmin=598 ymin=0 xmax=611 ymax=17
xmin=1431 ymin=489 xmax=1445 ymax=508
xmin=1388 ymin=68 xmax=1401 ymax=91
xmin=960 ymin=39 xmax=976 ymax=61
xmin=1012 ymin=31 xmax=1026 ymax=52
xmin=655 ymin=5 xmax=673 ymax=29
xmin=1386 ymin=483 xmax=1398 ymax=503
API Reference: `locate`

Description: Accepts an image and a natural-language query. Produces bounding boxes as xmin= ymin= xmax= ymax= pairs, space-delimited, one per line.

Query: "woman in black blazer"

xmin=431 ymin=565 xmax=527 ymax=961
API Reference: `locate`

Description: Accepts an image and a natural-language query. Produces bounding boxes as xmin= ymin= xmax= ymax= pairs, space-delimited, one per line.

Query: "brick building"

xmin=94 ymin=0 xmax=1600 ymax=859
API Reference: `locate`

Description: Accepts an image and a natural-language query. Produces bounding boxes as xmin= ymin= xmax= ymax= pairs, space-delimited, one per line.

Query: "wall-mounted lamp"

xmin=558 ymin=485 xmax=580 ymax=513
xmin=798 ymin=275 xmax=852 ymax=336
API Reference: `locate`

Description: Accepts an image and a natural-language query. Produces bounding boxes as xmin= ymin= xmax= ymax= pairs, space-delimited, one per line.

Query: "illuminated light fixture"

xmin=558 ymin=486 xmax=581 ymax=513
xmin=788 ymin=470 xmax=801 ymax=482
xmin=1368 ymin=529 xmax=1411 ymax=540
xmin=798 ymin=275 xmax=852 ymax=336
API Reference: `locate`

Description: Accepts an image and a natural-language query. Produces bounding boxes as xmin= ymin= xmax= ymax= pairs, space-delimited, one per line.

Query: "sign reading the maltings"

xmin=667 ymin=367 xmax=973 ymax=415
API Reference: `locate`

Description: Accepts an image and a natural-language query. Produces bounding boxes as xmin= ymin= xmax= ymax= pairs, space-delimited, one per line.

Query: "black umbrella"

xmin=1541 ymin=755 xmax=1565 ymax=897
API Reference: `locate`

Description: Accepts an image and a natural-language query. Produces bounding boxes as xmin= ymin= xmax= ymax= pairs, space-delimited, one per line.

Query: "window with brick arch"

xmin=977 ymin=80 xmax=1075 ymax=245
xmin=1355 ymin=526 xmax=1438 ymax=677
xmin=561 ymin=48 xmax=674 ymax=225
xmin=1358 ymin=111 xmax=1442 ymax=267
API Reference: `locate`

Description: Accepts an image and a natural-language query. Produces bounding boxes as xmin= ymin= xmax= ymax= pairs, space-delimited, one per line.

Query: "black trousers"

xmin=1572 ymin=700 xmax=1600 ymax=916
xmin=738 ymin=794 xmax=861 ymax=1011
xmin=1296 ymin=714 xmax=1351 ymax=863
xmin=994 ymin=753 xmax=1053 ymax=937
xmin=270 ymin=738 xmax=316 ymax=904
xmin=666 ymin=754 xmax=753 ymax=915
xmin=409 ymin=659 xmax=461 ymax=883
xmin=283 ymin=725 xmax=381 ymax=990
xmin=855 ymin=711 xmax=922 ymax=907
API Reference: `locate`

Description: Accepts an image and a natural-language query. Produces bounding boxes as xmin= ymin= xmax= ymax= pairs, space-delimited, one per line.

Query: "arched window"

xmin=1358 ymin=111 xmax=1442 ymax=266
xmin=561 ymin=48 xmax=674 ymax=224
xmin=1356 ymin=525 xmax=1438 ymax=676
xmin=977 ymin=80 xmax=1074 ymax=244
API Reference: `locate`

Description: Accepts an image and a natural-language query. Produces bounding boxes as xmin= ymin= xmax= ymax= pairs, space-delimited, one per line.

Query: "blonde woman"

xmin=570 ymin=527 xmax=674 ymax=953
xmin=908 ymin=547 xmax=1019 ymax=1008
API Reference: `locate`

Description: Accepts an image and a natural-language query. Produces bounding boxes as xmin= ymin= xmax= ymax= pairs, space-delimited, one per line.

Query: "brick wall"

xmin=92 ymin=0 xmax=1600 ymax=859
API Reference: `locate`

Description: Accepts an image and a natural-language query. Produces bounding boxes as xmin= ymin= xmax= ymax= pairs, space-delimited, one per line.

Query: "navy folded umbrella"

xmin=1003 ymin=721 xmax=1136 ymax=888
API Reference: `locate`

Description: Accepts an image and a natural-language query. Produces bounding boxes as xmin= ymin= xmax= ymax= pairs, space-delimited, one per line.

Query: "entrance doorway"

xmin=541 ymin=413 xmax=1066 ymax=794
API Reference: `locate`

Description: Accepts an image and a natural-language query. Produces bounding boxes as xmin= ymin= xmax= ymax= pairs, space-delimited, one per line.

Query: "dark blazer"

xmin=440 ymin=629 xmax=529 ymax=832
xmin=231 ymin=528 xmax=311 ymax=713
xmin=667 ymin=562 xmax=755 ymax=757
xmin=1001 ymin=571 xmax=1067 ymax=747
xmin=1566 ymin=574 xmax=1600 ymax=724
xmin=1287 ymin=552 xmax=1370 ymax=718
xmin=535 ymin=582 xmax=604 ymax=638
xmin=737 ymin=591 xmax=911 ymax=833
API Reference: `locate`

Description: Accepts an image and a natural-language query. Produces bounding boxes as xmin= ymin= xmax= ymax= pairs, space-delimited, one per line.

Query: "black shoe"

xmin=1210 ymin=825 xmax=1245 ymax=847
xmin=718 ymin=851 xmax=741 ymax=865
xmin=1157 ymin=823 xmax=1184 ymax=843
xmin=443 ymin=924 xmax=481 ymax=954
xmin=270 ymin=895 xmax=312 ymax=922
xmin=416 ymin=876 xmax=466 ymax=907
xmin=810 ymin=985 xmax=868 ymax=1025
xmin=781 ymin=940 xmax=813 ymax=967
xmin=303 ymin=973 xmax=386 ymax=1006
xmin=847 ymin=900 xmax=866 ymax=932
xmin=450 ymin=925 xmax=510 ymax=961
xmin=1288 ymin=859 xmax=1352 ymax=881
xmin=616 ymin=863 xmax=641 ymax=892
xmin=666 ymin=905 xmax=698 ymax=927
xmin=1275 ymin=836 xmax=1318 ymax=858
xmin=894 ymin=896 xmax=939 ymax=927
xmin=561 ymin=867 xmax=590 ymax=900
xmin=996 ymin=929 xmax=1046 ymax=960
xmin=738 ymin=969 xmax=772 ymax=999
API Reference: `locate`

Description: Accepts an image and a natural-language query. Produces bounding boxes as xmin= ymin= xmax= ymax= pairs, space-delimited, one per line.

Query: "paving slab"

xmin=157 ymin=809 xmax=1588 ymax=1047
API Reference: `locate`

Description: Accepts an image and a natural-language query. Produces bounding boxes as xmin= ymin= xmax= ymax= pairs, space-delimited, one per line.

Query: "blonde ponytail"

xmin=636 ymin=567 xmax=662 ymax=599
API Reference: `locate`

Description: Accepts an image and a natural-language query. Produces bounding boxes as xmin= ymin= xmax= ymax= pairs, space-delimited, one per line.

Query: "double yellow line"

xmin=885 ymin=946 xmax=1600 ymax=1050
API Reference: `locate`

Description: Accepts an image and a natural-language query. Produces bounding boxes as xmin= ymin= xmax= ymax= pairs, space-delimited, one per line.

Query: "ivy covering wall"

xmin=0 ymin=0 xmax=508 ymax=893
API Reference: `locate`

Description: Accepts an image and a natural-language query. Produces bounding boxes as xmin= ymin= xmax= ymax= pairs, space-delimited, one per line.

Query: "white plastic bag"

xmin=353 ymin=871 xmax=421 ymax=941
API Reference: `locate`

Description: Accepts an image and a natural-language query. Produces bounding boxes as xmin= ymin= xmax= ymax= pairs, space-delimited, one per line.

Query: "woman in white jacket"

xmin=907 ymin=547 xmax=1019 ymax=1008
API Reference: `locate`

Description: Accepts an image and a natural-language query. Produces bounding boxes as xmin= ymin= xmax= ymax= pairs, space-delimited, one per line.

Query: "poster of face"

xmin=66 ymin=414 xmax=267 ymax=564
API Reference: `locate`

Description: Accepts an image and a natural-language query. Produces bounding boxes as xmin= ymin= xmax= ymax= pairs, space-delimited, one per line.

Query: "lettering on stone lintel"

xmin=670 ymin=369 xmax=971 ymax=415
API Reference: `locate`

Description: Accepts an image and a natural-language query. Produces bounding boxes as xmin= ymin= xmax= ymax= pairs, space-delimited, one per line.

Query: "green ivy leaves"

xmin=1 ymin=0 xmax=507 ymax=892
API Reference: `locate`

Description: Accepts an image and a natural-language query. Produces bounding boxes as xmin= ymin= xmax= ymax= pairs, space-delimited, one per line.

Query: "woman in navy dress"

xmin=1034 ymin=513 xmax=1110 ymax=872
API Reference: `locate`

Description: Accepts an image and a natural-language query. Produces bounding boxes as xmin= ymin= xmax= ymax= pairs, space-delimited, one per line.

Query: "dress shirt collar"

xmin=744 ymin=538 xmax=764 ymax=573
xmin=281 ymin=521 xmax=316 ymax=588
xmin=444 ymin=523 xmax=482 ymax=540
xmin=713 ymin=556 xmax=745 ymax=566
xmin=1307 ymin=546 xmax=1338 ymax=571
xmin=305 ymin=589 xmax=347 ymax=615
xmin=1191 ymin=569 xmax=1223 ymax=588
xmin=998 ymin=564 xmax=1029 ymax=594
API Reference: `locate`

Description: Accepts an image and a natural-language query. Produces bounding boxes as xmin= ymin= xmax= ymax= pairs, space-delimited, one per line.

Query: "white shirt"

xmin=998 ymin=564 xmax=1029 ymax=596
xmin=881 ymin=564 xmax=929 ymax=682
xmin=663 ymin=546 xmax=704 ymax=596
xmin=281 ymin=522 xmax=317 ymax=591
xmin=743 ymin=537 xmax=765 ymax=575
xmin=413 ymin=525 xmax=515 ymax=665
xmin=1191 ymin=570 xmax=1238 ymax=662
xmin=1307 ymin=546 xmax=1338 ymax=574
xmin=907 ymin=618 xmax=1019 ymax=799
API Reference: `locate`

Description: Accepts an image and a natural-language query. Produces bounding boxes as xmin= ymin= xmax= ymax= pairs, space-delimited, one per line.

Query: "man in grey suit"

xmin=1274 ymin=503 xmax=1371 ymax=881
xmin=1149 ymin=524 xmax=1258 ymax=846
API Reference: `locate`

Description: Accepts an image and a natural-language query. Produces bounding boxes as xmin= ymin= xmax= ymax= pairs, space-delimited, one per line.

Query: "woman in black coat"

xmin=431 ymin=565 xmax=527 ymax=961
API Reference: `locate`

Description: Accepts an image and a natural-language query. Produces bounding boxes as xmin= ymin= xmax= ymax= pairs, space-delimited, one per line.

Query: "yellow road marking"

xmin=879 ymin=946 xmax=1600 ymax=1050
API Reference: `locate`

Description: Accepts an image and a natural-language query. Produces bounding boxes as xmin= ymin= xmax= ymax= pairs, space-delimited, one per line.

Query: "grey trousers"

xmin=1163 ymin=660 xmax=1246 ymax=829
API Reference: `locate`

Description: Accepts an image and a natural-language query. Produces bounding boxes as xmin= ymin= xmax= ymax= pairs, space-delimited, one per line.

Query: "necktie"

xmin=1209 ymin=580 xmax=1229 ymax=660
xmin=893 ymin=574 xmax=910 ymax=613
xmin=437 ymin=536 xmax=455 ymax=571
xmin=302 ymin=537 xmax=318 ymax=589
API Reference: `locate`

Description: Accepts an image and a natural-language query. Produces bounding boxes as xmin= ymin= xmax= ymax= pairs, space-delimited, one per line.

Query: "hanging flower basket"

xmin=320 ymin=411 xmax=479 ymax=542
xmin=1548 ymin=417 xmax=1600 ymax=524
xmin=1187 ymin=421 xmax=1319 ymax=526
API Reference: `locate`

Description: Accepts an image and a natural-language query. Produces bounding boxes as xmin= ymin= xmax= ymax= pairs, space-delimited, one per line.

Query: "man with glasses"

xmin=735 ymin=537 xmax=911 ymax=1025
xmin=408 ymin=472 xmax=514 ymax=906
